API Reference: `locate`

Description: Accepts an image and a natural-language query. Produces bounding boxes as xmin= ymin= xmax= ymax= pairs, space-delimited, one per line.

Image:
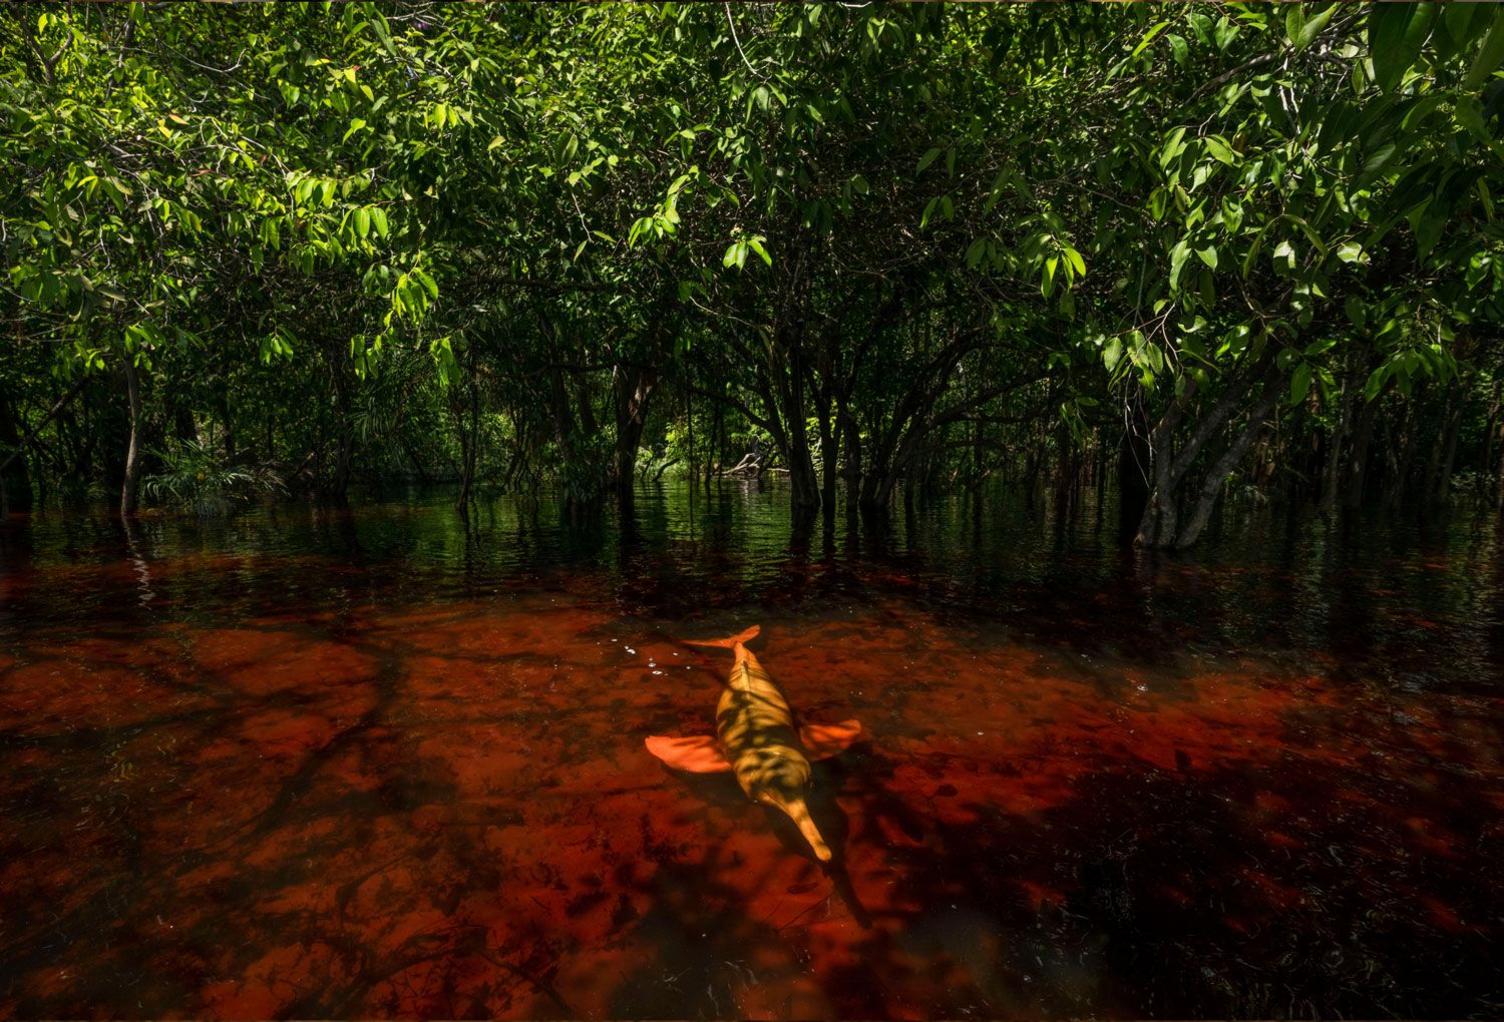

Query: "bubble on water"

xmin=651 ymin=670 xmax=663 ymax=676
xmin=625 ymin=647 xmax=636 ymax=655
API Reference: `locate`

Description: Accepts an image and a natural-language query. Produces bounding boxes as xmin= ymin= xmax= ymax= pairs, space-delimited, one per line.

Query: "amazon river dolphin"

xmin=645 ymin=625 xmax=862 ymax=862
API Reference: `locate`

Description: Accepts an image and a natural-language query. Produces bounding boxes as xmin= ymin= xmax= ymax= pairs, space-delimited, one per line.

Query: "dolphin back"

xmin=683 ymin=624 xmax=761 ymax=651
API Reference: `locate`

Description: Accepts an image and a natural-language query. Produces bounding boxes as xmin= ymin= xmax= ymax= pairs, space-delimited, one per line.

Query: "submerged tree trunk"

xmin=777 ymin=346 xmax=820 ymax=515
xmin=1481 ymin=378 xmax=1500 ymax=499
xmin=817 ymin=411 xmax=838 ymax=528
xmin=1430 ymin=380 xmax=1463 ymax=504
xmin=838 ymin=399 xmax=861 ymax=501
xmin=707 ymin=394 xmax=723 ymax=495
xmin=1136 ymin=350 xmax=1275 ymax=548
xmin=1343 ymin=389 xmax=1381 ymax=510
xmin=1118 ymin=395 xmax=1151 ymax=544
xmin=120 ymin=357 xmax=143 ymax=517
xmin=0 ymin=386 xmax=33 ymax=514
xmin=612 ymin=364 xmax=657 ymax=508
xmin=322 ymin=341 xmax=355 ymax=506
xmin=1320 ymin=369 xmax=1357 ymax=511
xmin=455 ymin=343 xmax=480 ymax=509
xmin=1135 ymin=376 xmax=1205 ymax=547
xmin=1174 ymin=380 xmax=1283 ymax=549
xmin=1385 ymin=397 xmax=1421 ymax=510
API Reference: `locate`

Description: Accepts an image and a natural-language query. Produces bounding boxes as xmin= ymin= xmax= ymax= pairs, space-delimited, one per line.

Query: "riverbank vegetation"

xmin=4 ymin=3 xmax=1503 ymax=546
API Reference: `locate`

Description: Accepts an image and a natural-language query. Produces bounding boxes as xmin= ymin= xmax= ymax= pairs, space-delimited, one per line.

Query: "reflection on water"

xmin=1 ymin=483 xmax=1500 ymax=1018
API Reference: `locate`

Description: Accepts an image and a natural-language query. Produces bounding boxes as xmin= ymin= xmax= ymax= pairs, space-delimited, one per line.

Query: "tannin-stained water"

xmin=1 ymin=484 xmax=1500 ymax=1019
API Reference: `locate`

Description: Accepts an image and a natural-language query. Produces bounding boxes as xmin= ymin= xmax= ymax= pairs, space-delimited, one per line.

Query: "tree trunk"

xmin=817 ymin=412 xmax=838 ymax=528
xmin=1481 ymin=378 xmax=1500 ymax=497
xmin=777 ymin=350 xmax=820 ymax=514
xmin=1343 ymin=389 xmax=1380 ymax=510
xmin=0 ymin=386 xmax=33 ymax=514
xmin=1431 ymin=381 xmax=1463 ymax=504
xmin=121 ymin=357 xmax=143 ymax=517
xmin=1135 ymin=376 xmax=1203 ymax=546
xmin=323 ymin=342 xmax=355 ymax=506
xmin=612 ymin=364 xmax=657 ymax=507
xmin=1174 ymin=379 xmax=1283 ymax=549
xmin=455 ymin=346 xmax=480 ymax=509
xmin=1319 ymin=370 xmax=1356 ymax=511
xmin=1385 ymin=397 xmax=1420 ymax=510
xmin=1137 ymin=351 xmax=1275 ymax=547
xmin=707 ymin=395 xmax=723 ymax=494
xmin=1497 ymin=411 xmax=1504 ymax=511
xmin=838 ymin=399 xmax=861 ymax=500
xmin=1119 ymin=395 xmax=1151 ymax=543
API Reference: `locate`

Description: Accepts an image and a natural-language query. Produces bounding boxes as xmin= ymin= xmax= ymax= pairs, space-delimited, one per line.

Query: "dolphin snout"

xmin=765 ymin=792 xmax=832 ymax=862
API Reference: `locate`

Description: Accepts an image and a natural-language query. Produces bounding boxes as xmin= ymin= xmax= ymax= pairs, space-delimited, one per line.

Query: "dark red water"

xmin=1 ymin=486 xmax=1501 ymax=1018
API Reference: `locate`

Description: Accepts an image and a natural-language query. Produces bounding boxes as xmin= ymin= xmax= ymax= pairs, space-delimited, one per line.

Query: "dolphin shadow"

xmin=665 ymin=756 xmax=874 ymax=929
xmin=766 ymin=763 xmax=872 ymax=928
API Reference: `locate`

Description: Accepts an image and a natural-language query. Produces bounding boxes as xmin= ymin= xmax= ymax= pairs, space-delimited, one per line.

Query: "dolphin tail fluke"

xmin=683 ymin=624 xmax=761 ymax=651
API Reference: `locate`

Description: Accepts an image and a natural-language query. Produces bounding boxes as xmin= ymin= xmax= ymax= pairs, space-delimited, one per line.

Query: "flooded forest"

xmin=3 ymin=4 xmax=1503 ymax=1019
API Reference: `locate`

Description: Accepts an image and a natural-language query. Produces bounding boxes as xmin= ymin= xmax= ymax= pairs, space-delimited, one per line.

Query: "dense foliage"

xmin=4 ymin=2 xmax=1502 ymax=545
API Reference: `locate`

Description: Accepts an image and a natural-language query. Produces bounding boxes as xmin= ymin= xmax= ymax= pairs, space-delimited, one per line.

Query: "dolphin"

xmin=645 ymin=625 xmax=862 ymax=862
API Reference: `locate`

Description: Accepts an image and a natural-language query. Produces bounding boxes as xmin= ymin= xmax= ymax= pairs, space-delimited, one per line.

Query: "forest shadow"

xmin=809 ymin=742 xmax=1501 ymax=1018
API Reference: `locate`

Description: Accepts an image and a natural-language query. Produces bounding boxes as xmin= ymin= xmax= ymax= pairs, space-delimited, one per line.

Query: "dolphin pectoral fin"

xmin=645 ymin=735 xmax=734 ymax=773
xmin=800 ymin=719 xmax=863 ymax=760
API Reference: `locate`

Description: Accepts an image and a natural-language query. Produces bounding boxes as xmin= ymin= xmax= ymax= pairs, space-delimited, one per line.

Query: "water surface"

xmin=1 ymin=485 xmax=1501 ymax=1018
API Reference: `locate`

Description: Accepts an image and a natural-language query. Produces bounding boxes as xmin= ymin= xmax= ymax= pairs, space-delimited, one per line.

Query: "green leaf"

xmin=1063 ymin=246 xmax=1086 ymax=277
xmin=1131 ymin=21 xmax=1170 ymax=59
xmin=1272 ymin=239 xmax=1296 ymax=271
xmin=1463 ymin=8 xmax=1504 ymax=90
xmin=1361 ymin=142 xmax=1398 ymax=181
xmin=1285 ymin=6 xmax=1307 ymax=49
xmin=1169 ymin=240 xmax=1190 ymax=291
xmin=1159 ymin=126 xmax=1187 ymax=169
xmin=1167 ymin=33 xmax=1189 ymax=66
xmin=1214 ymin=17 xmax=1240 ymax=52
xmin=1196 ymin=245 xmax=1218 ymax=270
xmin=746 ymin=236 xmax=771 ymax=266
xmin=1290 ymin=362 xmax=1312 ymax=405
xmin=916 ymin=147 xmax=943 ymax=173
xmin=1290 ymin=4 xmax=1336 ymax=52
xmin=1148 ymin=187 xmax=1168 ymax=220
xmin=1369 ymin=3 xmax=1436 ymax=93
xmin=1103 ymin=336 xmax=1124 ymax=372
xmin=965 ymin=237 xmax=986 ymax=270
xmin=1204 ymin=136 xmax=1236 ymax=166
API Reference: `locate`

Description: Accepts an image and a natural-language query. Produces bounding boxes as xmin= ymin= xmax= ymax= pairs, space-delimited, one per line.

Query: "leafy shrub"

xmin=141 ymin=439 xmax=286 ymax=514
